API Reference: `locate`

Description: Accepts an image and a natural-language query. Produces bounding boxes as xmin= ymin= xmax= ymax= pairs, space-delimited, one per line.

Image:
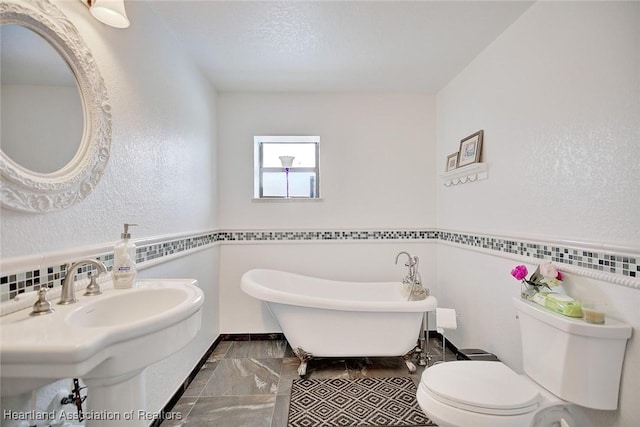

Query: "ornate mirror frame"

xmin=0 ymin=0 xmax=111 ymax=213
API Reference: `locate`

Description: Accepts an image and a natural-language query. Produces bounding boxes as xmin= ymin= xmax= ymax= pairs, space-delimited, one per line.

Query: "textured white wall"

xmin=0 ymin=0 xmax=219 ymax=419
xmin=436 ymin=2 xmax=639 ymax=426
xmin=217 ymin=93 xmax=437 ymax=230
xmin=437 ymin=1 xmax=639 ymax=246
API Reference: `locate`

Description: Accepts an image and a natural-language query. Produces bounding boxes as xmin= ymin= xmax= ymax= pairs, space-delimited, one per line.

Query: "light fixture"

xmin=81 ymin=0 xmax=130 ymax=29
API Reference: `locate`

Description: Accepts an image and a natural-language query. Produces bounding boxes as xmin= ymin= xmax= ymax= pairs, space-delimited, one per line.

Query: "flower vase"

xmin=521 ymin=283 xmax=538 ymax=300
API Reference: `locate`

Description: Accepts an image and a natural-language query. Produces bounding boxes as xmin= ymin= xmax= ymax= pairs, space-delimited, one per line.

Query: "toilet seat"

xmin=421 ymin=361 xmax=541 ymax=416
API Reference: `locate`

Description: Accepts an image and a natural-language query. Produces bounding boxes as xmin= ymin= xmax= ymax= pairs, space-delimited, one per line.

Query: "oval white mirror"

xmin=0 ymin=0 xmax=112 ymax=213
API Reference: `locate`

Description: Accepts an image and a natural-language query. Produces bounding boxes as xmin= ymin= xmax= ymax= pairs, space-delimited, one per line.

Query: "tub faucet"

xmin=395 ymin=252 xmax=428 ymax=301
xmin=395 ymin=251 xmax=417 ymax=284
xmin=59 ymin=259 xmax=107 ymax=305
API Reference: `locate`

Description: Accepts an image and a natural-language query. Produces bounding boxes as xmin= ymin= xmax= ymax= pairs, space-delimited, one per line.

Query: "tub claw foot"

xmin=402 ymin=349 xmax=417 ymax=373
xmin=293 ymin=347 xmax=313 ymax=378
xmin=297 ymin=362 xmax=308 ymax=377
xmin=417 ymin=348 xmax=432 ymax=366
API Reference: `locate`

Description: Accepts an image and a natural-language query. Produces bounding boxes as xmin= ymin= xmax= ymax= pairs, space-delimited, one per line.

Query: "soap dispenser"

xmin=113 ymin=223 xmax=138 ymax=289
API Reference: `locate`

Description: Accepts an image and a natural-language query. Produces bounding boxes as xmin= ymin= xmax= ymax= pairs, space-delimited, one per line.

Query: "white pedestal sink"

xmin=0 ymin=279 xmax=204 ymax=426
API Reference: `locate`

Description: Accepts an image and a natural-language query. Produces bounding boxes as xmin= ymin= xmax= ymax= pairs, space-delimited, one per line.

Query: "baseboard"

xmin=218 ymin=332 xmax=286 ymax=341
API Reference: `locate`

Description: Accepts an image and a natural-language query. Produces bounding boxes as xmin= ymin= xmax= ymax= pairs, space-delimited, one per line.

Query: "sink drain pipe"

xmin=60 ymin=378 xmax=86 ymax=422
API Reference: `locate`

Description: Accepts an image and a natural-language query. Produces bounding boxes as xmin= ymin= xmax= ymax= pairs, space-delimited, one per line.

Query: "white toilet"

xmin=417 ymin=297 xmax=632 ymax=427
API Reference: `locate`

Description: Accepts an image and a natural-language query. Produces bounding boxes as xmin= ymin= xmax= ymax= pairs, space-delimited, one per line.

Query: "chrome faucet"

xmin=395 ymin=251 xmax=417 ymax=284
xmin=395 ymin=251 xmax=428 ymax=301
xmin=59 ymin=259 xmax=107 ymax=305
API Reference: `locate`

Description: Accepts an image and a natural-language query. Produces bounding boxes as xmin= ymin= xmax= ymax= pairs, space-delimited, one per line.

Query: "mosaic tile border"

xmin=1 ymin=228 xmax=638 ymax=301
xmin=0 ymin=260 xmax=105 ymax=303
xmin=438 ymin=231 xmax=639 ymax=280
xmin=0 ymin=232 xmax=218 ymax=302
xmin=217 ymin=229 xmax=437 ymax=242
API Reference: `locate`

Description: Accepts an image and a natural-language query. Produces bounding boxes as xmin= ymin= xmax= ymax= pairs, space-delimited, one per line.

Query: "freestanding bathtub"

xmin=241 ymin=268 xmax=437 ymax=376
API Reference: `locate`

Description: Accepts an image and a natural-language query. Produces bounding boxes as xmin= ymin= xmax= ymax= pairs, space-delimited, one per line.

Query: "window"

xmin=254 ymin=136 xmax=320 ymax=199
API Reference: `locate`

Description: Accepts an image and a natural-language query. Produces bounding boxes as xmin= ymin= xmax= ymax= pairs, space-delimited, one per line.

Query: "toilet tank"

xmin=513 ymin=298 xmax=631 ymax=410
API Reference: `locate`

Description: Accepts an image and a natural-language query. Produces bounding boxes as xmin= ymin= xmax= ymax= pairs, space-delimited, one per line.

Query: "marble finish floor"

xmin=162 ymin=338 xmax=455 ymax=427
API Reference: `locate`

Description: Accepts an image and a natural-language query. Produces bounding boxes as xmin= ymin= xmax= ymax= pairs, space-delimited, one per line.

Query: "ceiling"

xmin=145 ymin=0 xmax=534 ymax=93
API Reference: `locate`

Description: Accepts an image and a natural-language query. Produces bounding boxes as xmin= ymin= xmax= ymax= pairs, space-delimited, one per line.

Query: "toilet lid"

xmin=421 ymin=361 xmax=541 ymax=416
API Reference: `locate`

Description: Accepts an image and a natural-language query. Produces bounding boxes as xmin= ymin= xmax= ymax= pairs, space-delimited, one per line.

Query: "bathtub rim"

xmin=241 ymin=268 xmax=437 ymax=313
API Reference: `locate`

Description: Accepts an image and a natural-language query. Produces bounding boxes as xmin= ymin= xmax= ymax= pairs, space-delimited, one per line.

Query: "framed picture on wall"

xmin=445 ymin=152 xmax=459 ymax=171
xmin=457 ymin=130 xmax=484 ymax=167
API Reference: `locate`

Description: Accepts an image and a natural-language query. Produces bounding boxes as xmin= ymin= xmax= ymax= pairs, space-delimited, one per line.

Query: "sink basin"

xmin=67 ymin=287 xmax=193 ymax=328
xmin=0 ymin=279 xmax=204 ymax=410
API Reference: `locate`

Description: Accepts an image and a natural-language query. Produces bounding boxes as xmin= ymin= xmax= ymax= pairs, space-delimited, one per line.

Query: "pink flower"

xmin=556 ymin=271 xmax=563 ymax=280
xmin=511 ymin=265 xmax=528 ymax=281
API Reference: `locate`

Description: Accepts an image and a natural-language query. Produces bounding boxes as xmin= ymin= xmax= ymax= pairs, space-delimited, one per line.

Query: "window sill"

xmin=252 ymin=198 xmax=324 ymax=203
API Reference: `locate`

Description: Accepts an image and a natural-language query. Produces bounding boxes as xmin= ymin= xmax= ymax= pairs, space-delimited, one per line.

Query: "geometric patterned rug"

xmin=288 ymin=377 xmax=437 ymax=427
